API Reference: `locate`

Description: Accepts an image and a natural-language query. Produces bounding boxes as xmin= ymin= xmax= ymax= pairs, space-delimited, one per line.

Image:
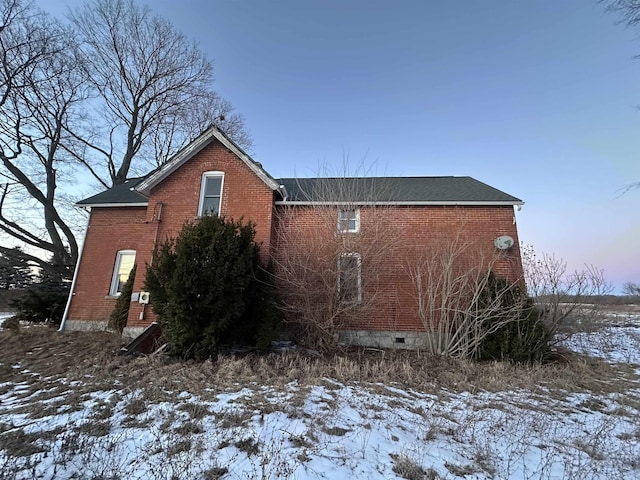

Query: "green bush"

xmin=475 ymin=273 xmax=552 ymax=363
xmin=108 ymin=264 xmax=136 ymax=334
xmin=9 ymin=270 xmax=69 ymax=326
xmin=145 ymin=215 xmax=281 ymax=359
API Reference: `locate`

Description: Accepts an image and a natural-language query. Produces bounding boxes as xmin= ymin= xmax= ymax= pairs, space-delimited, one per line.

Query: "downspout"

xmin=139 ymin=201 xmax=163 ymax=322
xmin=151 ymin=201 xmax=163 ymax=251
xmin=59 ymin=209 xmax=90 ymax=332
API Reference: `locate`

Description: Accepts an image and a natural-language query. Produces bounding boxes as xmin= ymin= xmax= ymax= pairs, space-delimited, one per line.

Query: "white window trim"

xmin=109 ymin=250 xmax=136 ymax=297
xmin=198 ymin=171 xmax=225 ymax=216
xmin=337 ymin=207 xmax=360 ymax=233
xmin=338 ymin=252 xmax=362 ymax=304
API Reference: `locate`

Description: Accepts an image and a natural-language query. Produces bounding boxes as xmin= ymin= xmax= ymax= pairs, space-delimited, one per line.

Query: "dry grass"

xmin=390 ymin=453 xmax=432 ymax=480
xmin=1 ymin=319 xmax=638 ymax=480
xmin=0 ymin=428 xmax=46 ymax=457
xmin=0 ymin=325 xmax=637 ymax=402
xmin=2 ymin=326 xmax=637 ymax=478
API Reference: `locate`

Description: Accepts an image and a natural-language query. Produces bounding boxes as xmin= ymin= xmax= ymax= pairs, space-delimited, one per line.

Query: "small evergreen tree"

xmin=10 ymin=268 xmax=69 ymax=325
xmin=108 ymin=264 xmax=136 ymax=334
xmin=475 ymin=273 xmax=552 ymax=363
xmin=0 ymin=248 xmax=33 ymax=289
xmin=145 ymin=215 xmax=281 ymax=359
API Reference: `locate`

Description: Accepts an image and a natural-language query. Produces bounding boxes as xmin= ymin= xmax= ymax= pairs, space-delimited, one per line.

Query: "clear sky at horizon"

xmin=42 ymin=0 xmax=640 ymax=292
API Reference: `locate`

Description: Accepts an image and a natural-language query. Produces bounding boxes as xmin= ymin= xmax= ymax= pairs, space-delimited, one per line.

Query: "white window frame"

xmin=337 ymin=207 xmax=360 ymax=233
xmin=198 ymin=171 xmax=225 ymax=216
xmin=337 ymin=253 xmax=362 ymax=304
xmin=109 ymin=250 xmax=136 ymax=297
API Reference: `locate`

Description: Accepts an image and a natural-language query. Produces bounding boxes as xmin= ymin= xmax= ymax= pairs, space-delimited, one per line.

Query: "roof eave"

xmin=75 ymin=202 xmax=149 ymax=208
xmin=135 ymin=127 xmax=280 ymax=195
xmin=274 ymin=200 xmax=525 ymax=206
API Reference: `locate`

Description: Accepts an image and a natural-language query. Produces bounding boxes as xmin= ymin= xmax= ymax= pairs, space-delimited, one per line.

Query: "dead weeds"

xmin=1 ymin=326 xmax=637 ymax=405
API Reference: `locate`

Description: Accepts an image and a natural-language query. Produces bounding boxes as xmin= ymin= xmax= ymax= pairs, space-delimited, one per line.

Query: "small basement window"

xmin=109 ymin=250 xmax=136 ymax=296
xmin=198 ymin=172 xmax=224 ymax=216
xmin=337 ymin=208 xmax=360 ymax=233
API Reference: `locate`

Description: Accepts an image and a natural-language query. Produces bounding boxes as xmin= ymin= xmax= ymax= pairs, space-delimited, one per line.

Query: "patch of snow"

xmin=562 ymin=324 xmax=640 ymax=365
xmin=1 ymin=313 xmax=640 ymax=479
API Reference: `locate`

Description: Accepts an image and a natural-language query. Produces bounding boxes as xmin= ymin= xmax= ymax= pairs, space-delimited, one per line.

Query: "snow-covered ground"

xmin=1 ymin=312 xmax=639 ymax=480
xmin=562 ymin=312 xmax=640 ymax=366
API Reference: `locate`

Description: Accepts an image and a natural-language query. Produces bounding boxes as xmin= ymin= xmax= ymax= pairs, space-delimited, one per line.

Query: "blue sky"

xmin=43 ymin=0 xmax=640 ymax=291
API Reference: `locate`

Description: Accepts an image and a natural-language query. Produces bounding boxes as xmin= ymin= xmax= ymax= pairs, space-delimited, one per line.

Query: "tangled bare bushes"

xmin=272 ymin=176 xmax=400 ymax=350
xmin=405 ymin=234 xmax=524 ymax=359
xmin=521 ymin=245 xmax=612 ymax=337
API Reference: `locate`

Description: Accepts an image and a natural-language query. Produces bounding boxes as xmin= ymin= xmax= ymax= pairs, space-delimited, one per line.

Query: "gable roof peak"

xmin=135 ymin=125 xmax=280 ymax=196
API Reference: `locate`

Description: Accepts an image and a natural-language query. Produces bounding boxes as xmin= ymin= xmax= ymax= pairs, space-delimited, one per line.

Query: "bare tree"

xmin=146 ymin=91 xmax=252 ymax=170
xmin=68 ymin=0 xmax=251 ymax=187
xmin=521 ymin=245 xmax=612 ymax=336
xmin=1 ymin=0 xmax=252 ymax=275
xmin=0 ymin=0 xmax=82 ymax=276
xmin=622 ymin=281 xmax=640 ymax=296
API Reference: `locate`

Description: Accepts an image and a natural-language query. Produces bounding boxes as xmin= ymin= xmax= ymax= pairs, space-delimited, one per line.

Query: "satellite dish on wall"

xmin=494 ymin=235 xmax=514 ymax=250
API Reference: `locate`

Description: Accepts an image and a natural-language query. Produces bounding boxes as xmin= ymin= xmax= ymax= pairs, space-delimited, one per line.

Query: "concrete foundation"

xmin=62 ymin=319 xmax=109 ymax=332
xmin=122 ymin=326 xmax=147 ymax=339
xmin=62 ymin=320 xmax=148 ymax=341
xmin=339 ymin=330 xmax=433 ymax=350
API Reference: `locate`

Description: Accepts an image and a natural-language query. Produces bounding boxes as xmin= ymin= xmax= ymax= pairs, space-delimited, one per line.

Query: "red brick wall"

xmin=66 ymin=207 xmax=147 ymax=323
xmin=272 ymin=204 xmax=523 ymax=333
xmin=126 ymin=140 xmax=276 ymax=328
xmin=67 ymin=138 xmax=277 ymax=329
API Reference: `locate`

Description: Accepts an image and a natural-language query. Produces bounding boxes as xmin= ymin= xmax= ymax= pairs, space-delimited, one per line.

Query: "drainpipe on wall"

xmin=138 ymin=202 xmax=163 ymax=323
xmin=59 ymin=211 xmax=90 ymax=332
xmin=151 ymin=202 xmax=163 ymax=253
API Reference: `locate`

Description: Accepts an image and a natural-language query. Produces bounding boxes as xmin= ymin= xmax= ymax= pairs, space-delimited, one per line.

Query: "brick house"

xmin=61 ymin=126 xmax=524 ymax=348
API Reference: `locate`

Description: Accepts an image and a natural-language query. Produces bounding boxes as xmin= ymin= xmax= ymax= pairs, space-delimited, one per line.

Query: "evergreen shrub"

xmin=145 ymin=215 xmax=281 ymax=359
xmin=108 ymin=264 xmax=136 ymax=334
xmin=10 ymin=270 xmax=69 ymax=326
xmin=476 ymin=273 xmax=552 ymax=363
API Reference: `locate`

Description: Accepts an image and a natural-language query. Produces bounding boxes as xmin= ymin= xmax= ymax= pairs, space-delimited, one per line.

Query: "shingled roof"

xmin=75 ymin=178 xmax=148 ymax=207
xmin=77 ymin=175 xmax=523 ymax=207
xmin=277 ymin=176 xmax=523 ymax=206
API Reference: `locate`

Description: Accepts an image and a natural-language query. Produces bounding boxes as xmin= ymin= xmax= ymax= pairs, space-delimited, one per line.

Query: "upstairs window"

xmin=198 ymin=172 xmax=224 ymax=216
xmin=110 ymin=250 xmax=136 ymax=296
xmin=337 ymin=208 xmax=360 ymax=233
xmin=338 ymin=253 xmax=362 ymax=304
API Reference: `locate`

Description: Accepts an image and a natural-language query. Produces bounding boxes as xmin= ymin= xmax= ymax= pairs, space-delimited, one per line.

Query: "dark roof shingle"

xmin=76 ymin=178 xmax=148 ymax=206
xmin=277 ymin=177 xmax=522 ymax=204
xmin=77 ymin=175 xmax=522 ymax=207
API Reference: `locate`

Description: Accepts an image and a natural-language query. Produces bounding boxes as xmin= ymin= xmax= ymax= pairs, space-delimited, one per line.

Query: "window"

xmin=337 ymin=208 xmax=360 ymax=233
xmin=110 ymin=250 xmax=136 ymax=296
xmin=338 ymin=253 xmax=361 ymax=304
xmin=198 ymin=172 xmax=224 ymax=216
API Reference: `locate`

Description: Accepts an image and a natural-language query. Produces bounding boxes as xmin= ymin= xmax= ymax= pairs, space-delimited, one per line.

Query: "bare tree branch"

xmin=0 ymin=0 xmax=80 ymax=276
xmin=622 ymin=281 xmax=640 ymax=296
xmin=69 ymin=0 xmax=252 ymax=185
xmin=521 ymin=244 xmax=612 ymax=341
